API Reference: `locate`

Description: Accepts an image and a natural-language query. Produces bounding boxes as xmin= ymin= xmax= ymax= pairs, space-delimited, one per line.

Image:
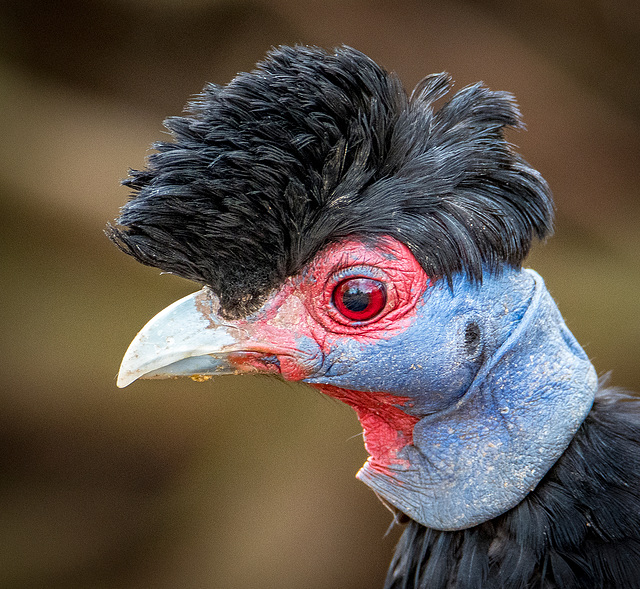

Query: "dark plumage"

xmin=108 ymin=45 xmax=552 ymax=317
xmin=110 ymin=45 xmax=640 ymax=588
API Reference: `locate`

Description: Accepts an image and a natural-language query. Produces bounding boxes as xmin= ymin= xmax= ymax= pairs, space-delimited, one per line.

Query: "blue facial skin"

xmin=304 ymin=267 xmax=597 ymax=531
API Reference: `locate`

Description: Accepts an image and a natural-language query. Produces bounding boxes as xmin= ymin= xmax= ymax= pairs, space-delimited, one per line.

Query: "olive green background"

xmin=2 ymin=1 xmax=639 ymax=587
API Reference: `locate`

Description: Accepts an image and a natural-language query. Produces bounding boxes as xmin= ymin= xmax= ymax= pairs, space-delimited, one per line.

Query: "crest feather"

xmin=108 ymin=45 xmax=553 ymax=317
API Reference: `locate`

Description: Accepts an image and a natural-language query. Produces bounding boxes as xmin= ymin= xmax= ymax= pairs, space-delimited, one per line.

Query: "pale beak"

xmin=117 ymin=288 xmax=251 ymax=388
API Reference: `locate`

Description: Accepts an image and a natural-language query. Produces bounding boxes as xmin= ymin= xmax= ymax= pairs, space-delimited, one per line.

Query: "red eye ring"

xmin=332 ymin=277 xmax=387 ymax=322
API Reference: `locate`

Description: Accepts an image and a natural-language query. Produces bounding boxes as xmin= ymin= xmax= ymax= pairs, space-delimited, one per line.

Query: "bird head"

xmin=109 ymin=46 xmax=597 ymax=530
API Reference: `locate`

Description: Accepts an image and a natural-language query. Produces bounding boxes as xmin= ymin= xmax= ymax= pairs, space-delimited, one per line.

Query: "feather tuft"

xmin=108 ymin=45 xmax=553 ymax=317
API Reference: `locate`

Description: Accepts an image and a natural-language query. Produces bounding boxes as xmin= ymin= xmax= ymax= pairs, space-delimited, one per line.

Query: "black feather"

xmin=384 ymin=387 xmax=640 ymax=589
xmin=107 ymin=45 xmax=553 ymax=317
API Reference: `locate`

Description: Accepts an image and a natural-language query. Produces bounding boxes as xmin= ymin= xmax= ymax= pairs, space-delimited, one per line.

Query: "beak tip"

xmin=116 ymin=371 xmax=136 ymax=388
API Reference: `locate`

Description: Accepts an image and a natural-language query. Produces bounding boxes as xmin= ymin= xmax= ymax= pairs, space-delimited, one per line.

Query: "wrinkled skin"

xmin=119 ymin=236 xmax=596 ymax=530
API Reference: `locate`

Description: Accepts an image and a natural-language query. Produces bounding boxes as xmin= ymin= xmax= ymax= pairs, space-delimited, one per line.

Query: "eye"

xmin=332 ymin=277 xmax=387 ymax=322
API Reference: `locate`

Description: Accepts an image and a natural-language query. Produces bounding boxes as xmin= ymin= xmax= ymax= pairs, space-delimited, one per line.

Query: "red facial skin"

xmin=220 ymin=236 xmax=429 ymax=470
xmin=311 ymin=384 xmax=420 ymax=468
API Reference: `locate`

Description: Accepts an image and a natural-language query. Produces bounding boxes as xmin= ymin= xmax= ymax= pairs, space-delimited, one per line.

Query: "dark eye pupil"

xmin=342 ymin=287 xmax=370 ymax=312
xmin=333 ymin=277 xmax=387 ymax=322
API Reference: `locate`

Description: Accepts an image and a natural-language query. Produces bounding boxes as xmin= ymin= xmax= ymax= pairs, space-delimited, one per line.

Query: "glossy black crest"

xmin=108 ymin=45 xmax=553 ymax=317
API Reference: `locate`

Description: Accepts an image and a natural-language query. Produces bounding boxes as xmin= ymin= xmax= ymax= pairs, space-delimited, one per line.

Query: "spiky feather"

xmin=107 ymin=45 xmax=553 ymax=317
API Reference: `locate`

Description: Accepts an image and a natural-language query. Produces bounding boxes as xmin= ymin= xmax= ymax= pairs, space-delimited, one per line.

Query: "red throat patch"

xmin=311 ymin=384 xmax=419 ymax=469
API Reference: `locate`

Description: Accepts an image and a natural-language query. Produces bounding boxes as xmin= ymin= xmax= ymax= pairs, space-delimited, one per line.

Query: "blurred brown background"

xmin=1 ymin=1 xmax=639 ymax=588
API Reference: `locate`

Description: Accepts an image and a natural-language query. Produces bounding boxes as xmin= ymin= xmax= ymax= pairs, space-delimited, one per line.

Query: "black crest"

xmin=108 ymin=45 xmax=553 ymax=317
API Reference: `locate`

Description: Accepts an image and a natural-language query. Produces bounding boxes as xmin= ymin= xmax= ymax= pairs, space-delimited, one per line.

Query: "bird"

xmin=108 ymin=45 xmax=640 ymax=588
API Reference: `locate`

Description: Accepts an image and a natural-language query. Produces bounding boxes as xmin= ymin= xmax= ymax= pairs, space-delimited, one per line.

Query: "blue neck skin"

xmin=305 ymin=268 xmax=597 ymax=530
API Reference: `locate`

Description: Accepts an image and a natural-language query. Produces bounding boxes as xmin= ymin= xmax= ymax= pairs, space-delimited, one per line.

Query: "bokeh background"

xmin=2 ymin=1 xmax=639 ymax=588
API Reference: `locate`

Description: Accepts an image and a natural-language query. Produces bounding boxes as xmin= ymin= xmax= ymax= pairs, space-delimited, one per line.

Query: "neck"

xmin=384 ymin=388 xmax=640 ymax=589
xmin=358 ymin=269 xmax=598 ymax=530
